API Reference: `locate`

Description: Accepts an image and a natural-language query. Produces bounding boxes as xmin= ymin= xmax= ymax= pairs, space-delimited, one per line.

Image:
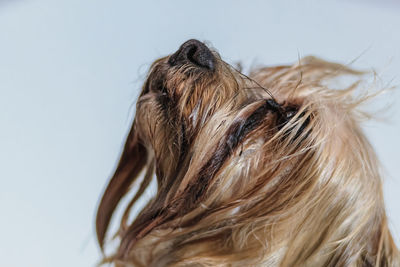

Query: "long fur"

xmin=96 ymin=42 xmax=399 ymax=266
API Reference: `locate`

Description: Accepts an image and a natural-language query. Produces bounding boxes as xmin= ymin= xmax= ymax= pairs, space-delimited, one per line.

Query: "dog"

xmin=96 ymin=39 xmax=399 ymax=266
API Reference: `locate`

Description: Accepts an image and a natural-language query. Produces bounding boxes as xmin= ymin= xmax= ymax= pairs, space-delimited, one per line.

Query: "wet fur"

xmin=96 ymin=43 xmax=399 ymax=266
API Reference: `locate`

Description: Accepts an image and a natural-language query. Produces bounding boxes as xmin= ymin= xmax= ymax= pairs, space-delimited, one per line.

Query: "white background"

xmin=0 ymin=1 xmax=399 ymax=266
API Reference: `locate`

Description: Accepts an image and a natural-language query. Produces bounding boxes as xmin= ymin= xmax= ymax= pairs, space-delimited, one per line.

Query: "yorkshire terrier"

xmin=96 ymin=39 xmax=399 ymax=266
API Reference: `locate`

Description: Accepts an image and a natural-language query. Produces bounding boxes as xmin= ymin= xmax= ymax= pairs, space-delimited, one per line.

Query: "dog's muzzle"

xmin=168 ymin=39 xmax=215 ymax=71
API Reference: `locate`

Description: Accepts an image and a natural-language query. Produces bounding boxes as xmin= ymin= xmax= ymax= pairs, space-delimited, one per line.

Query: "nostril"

xmin=168 ymin=39 xmax=215 ymax=71
xmin=186 ymin=46 xmax=197 ymax=64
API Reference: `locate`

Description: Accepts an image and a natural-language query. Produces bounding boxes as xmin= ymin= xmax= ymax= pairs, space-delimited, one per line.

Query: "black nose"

xmin=168 ymin=39 xmax=215 ymax=71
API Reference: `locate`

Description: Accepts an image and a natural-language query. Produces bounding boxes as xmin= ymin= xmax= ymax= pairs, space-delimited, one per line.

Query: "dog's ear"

xmin=96 ymin=122 xmax=148 ymax=250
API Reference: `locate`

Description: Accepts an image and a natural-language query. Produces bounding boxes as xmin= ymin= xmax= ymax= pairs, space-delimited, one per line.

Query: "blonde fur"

xmin=96 ymin=40 xmax=399 ymax=266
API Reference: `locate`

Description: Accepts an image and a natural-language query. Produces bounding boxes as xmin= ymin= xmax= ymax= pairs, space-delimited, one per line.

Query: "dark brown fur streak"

xmin=189 ymin=99 xmax=280 ymax=202
xmin=96 ymin=126 xmax=147 ymax=249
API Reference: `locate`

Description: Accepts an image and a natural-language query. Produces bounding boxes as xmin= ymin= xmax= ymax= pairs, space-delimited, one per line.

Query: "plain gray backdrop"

xmin=1 ymin=0 xmax=399 ymax=266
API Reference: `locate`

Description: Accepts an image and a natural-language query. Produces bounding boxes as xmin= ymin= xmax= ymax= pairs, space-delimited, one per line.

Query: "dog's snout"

xmin=168 ymin=39 xmax=215 ymax=71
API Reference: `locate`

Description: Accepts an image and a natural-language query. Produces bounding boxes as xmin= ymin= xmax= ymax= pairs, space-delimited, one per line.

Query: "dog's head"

xmin=96 ymin=40 xmax=398 ymax=266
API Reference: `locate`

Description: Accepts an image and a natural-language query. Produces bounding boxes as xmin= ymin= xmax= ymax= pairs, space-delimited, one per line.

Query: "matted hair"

xmin=96 ymin=47 xmax=399 ymax=266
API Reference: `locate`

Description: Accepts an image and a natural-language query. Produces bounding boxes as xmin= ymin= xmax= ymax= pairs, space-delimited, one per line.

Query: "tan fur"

xmin=96 ymin=41 xmax=399 ymax=266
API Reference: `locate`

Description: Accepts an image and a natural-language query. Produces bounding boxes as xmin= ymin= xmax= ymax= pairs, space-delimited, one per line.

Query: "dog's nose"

xmin=168 ymin=39 xmax=215 ymax=71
